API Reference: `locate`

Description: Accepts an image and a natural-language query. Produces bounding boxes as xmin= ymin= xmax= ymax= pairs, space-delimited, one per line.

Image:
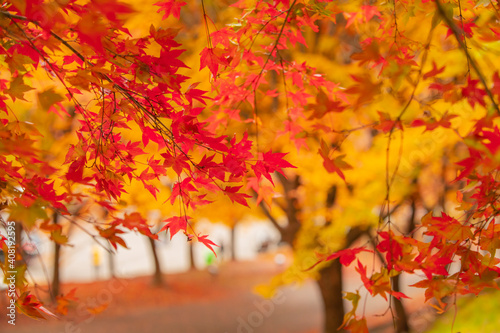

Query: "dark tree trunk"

xmin=188 ymin=241 xmax=196 ymax=269
xmin=51 ymin=213 xmax=60 ymax=301
xmin=52 ymin=242 xmax=61 ymax=301
xmin=147 ymin=236 xmax=163 ymax=286
xmin=317 ymin=259 xmax=346 ymax=333
xmin=391 ymin=274 xmax=410 ymax=333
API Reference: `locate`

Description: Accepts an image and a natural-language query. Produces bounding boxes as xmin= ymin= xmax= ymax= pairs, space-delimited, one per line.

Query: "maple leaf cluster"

xmin=0 ymin=0 xmax=296 ymax=317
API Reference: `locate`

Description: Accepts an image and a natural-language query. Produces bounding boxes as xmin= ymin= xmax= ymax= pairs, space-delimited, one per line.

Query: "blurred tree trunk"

xmin=188 ymin=241 xmax=196 ymax=269
xmin=257 ymin=176 xmax=361 ymax=333
xmin=390 ymin=196 xmax=416 ymax=332
xmin=318 ymin=259 xmax=346 ymax=333
xmin=108 ymin=249 xmax=115 ymax=278
xmin=51 ymin=212 xmax=60 ymax=301
xmin=391 ymin=274 xmax=410 ymax=332
xmin=230 ymin=225 xmax=236 ymax=261
xmin=147 ymin=236 xmax=163 ymax=286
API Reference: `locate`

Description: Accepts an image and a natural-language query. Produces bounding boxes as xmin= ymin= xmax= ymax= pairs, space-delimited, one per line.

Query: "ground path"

xmin=1 ymin=254 xmax=431 ymax=333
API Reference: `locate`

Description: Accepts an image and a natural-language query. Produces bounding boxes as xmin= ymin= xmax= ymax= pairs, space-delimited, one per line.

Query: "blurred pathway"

xmin=2 ymin=257 xmax=323 ymax=333
xmin=1 ymin=255 xmax=428 ymax=333
xmin=5 ymin=284 xmax=321 ymax=333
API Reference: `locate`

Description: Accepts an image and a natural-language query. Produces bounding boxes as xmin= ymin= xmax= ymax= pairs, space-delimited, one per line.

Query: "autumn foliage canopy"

xmin=1 ymin=0 xmax=500 ymax=331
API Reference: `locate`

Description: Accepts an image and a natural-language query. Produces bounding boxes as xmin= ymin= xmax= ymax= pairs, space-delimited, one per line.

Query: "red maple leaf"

xmin=75 ymin=12 xmax=107 ymax=53
xmin=154 ymin=0 xmax=187 ymax=19
xmin=200 ymin=47 xmax=229 ymax=77
xmin=113 ymin=212 xmax=158 ymax=239
xmin=410 ymin=114 xmax=457 ymax=132
xmin=480 ymin=126 xmax=500 ymax=155
xmin=462 ymin=77 xmax=486 ymax=108
xmin=306 ymin=247 xmax=372 ymax=271
xmin=223 ymin=186 xmax=252 ymax=207
xmin=377 ymin=231 xmax=408 ymax=271
xmin=66 ymin=156 xmax=86 ymax=182
xmin=492 ymin=72 xmax=500 ymax=98
xmin=197 ymin=234 xmax=219 ymax=256
xmin=17 ymin=292 xmax=58 ymax=320
xmin=454 ymin=148 xmax=482 ymax=182
xmin=142 ymin=126 xmax=164 ymax=148
xmin=318 ymin=140 xmax=352 ymax=181
xmin=419 ymin=255 xmax=453 ymax=280
xmin=161 ymin=151 xmax=190 ymax=176
xmin=423 ymin=62 xmax=445 ymax=80
xmin=361 ymin=5 xmax=380 ymax=21
xmin=252 ymin=151 xmax=296 ymax=185
xmin=160 ymin=215 xmax=191 ymax=239
xmin=374 ymin=111 xmax=402 ymax=133
xmin=93 ymin=0 xmax=134 ymax=23
xmin=98 ymin=225 xmax=128 ymax=250
xmin=169 ymin=179 xmax=197 ymax=205
xmin=200 ymin=48 xmax=218 ymax=77
xmin=446 ymin=18 xmax=477 ymax=39
xmin=355 ymin=260 xmax=374 ymax=291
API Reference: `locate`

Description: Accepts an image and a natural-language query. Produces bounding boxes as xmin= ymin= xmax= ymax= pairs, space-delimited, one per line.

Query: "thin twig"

xmin=435 ymin=0 xmax=500 ymax=114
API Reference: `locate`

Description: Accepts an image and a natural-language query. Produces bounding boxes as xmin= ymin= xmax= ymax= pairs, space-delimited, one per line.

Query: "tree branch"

xmin=434 ymin=0 xmax=500 ymax=114
xmin=257 ymin=198 xmax=284 ymax=233
xmin=0 ymin=11 xmax=85 ymax=62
